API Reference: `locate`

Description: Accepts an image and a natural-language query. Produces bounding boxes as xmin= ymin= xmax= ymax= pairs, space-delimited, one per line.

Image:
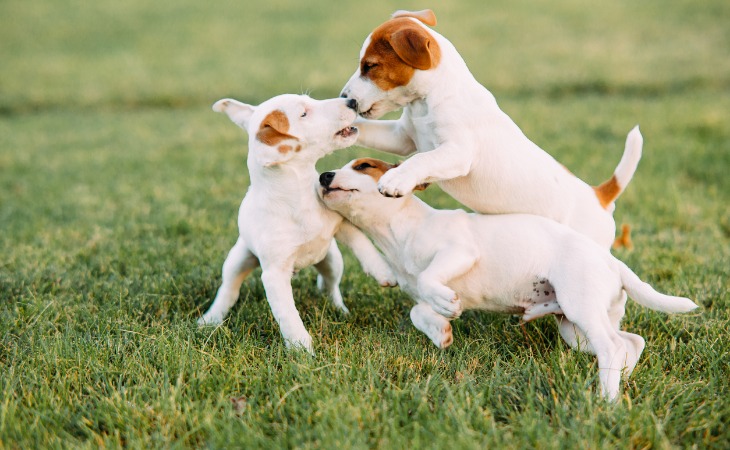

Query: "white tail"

xmin=614 ymin=125 xmax=643 ymax=189
xmin=618 ymin=261 xmax=698 ymax=313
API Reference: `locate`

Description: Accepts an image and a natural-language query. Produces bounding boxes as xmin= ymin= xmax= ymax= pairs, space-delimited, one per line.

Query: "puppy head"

xmin=340 ymin=9 xmax=441 ymax=119
xmin=318 ymin=158 xmax=428 ymax=219
xmin=213 ymin=94 xmax=359 ymax=168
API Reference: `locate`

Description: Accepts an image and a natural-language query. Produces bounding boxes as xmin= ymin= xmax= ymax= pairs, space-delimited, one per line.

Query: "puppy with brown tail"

xmin=318 ymin=158 xmax=697 ymax=400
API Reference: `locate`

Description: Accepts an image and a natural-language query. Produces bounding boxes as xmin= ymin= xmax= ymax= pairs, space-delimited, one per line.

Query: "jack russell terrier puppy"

xmin=340 ymin=9 xmax=642 ymax=249
xmin=198 ymin=95 xmax=396 ymax=354
xmin=318 ymin=158 xmax=697 ymax=400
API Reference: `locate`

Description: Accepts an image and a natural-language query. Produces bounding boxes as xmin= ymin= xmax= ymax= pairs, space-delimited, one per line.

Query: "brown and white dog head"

xmin=318 ymin=158 xmax=428 ymax=219
xmin=340 ymin=10 xmax=442 ymax=119
xmin=213 ymin=94 xmax=359 ymax=167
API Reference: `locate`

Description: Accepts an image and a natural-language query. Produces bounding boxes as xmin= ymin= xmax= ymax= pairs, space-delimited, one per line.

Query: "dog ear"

xmin=213 ymin=98 xmax=255 ymax=130
xmin=413 ymin=182 xmax=431 ymax=191
xmin=391 ymin=9 xmax=437 ymax=27
xmin=390 ymin=25 xmax=440 ymax=70
xmin=254 ymin=110 xmax=301 ymax=167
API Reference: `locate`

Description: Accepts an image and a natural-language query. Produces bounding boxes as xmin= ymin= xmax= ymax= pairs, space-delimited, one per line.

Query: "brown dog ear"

xmin=256 ymin=110 xmax=297 ymax=146
xmin=390 ymin=25 xmax=441 ymax=70
xmin=254 ymin=110 xmax=300 ymax=167
xmin=391 ymin=9 xmax=437 ymax=27
xmin=413 ymin=182 xmax=431 ymax=191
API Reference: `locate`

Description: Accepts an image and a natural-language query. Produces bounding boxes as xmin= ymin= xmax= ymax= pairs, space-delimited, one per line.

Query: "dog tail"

xmin=593 ymin=126 xmax=643 ymax=209
xmin=618 ymin=261 xmax=698 ymax=313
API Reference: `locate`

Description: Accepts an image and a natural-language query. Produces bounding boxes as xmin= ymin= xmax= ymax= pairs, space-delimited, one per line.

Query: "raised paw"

xmin=377 ymin=167 xmax=418 ymax=198
xmin=421 ymin=284 xmax=462 ymax=319
xmin=373 ymin=267 xmax=398 ymax=288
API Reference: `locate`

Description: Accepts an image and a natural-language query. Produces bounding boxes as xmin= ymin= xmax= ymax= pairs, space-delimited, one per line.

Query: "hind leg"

xmin=617 ymin=331 xmax=645 ymax=377
xmin=606 ymin=291 xmax=644 ymax=376
xmin=563 ymin=309 xmax=633 ymax=401
xmin=556 ymin=315 xmax=595 ymax=354
xmin=314 ymin=240 xmax=349 ymax=315
xmin=199 ymin=238 xmax=259 ymax=325
xmin=410 ymin=303 xmax=454 ymax=349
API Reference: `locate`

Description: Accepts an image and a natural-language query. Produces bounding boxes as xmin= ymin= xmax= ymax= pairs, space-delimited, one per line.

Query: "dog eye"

xmin=353 ymin=162 xmax=374 ymax=171
xmin=300 ymin=111 xmax=307 ymax=118
xmin=361 ymin=62 xmax=378 ymax=75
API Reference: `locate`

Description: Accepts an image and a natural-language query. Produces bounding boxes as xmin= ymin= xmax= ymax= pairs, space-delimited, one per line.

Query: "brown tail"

xmin=612 ymin=224 xmax=633 ymax=250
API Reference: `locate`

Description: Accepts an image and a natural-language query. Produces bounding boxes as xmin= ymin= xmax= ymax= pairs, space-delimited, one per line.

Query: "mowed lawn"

xmin=1 ymin=0 xmax=728 ymax=448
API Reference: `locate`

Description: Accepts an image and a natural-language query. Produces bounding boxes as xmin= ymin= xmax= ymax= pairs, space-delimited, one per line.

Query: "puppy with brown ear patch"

xmin=198 ymin=95 xmax=396 ymax=354
xmin=318 ymin=158 xmax=697 ymax=400
xmin=340 ymin=9 xmax=642 ymax=250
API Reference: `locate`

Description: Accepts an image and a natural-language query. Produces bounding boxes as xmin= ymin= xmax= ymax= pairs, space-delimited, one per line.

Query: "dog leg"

xmin=563 ymin=308 xmax=630 ymax=401
xmin=378 ymin=142 xmax=472 ymax=197
xmin=617 ymin=331 xmax=645 ymax=377
xmin=260 ymin=266 xmax=314 ymax=354
xmin=556 ymin=316 xmax=595 ymax=354
xmin=410 ymin=303 xmax=454 ymax=349
xmin=335 ymin=221 xmax=397 ymax=287
xmin=199 ymin=238 xmax=259 ymax=326
xmin=314 ymin=240 xmax=349 ymax=314
xmin=354 ymin=117 xmax=416 ymax=156
xmin=416 ymin=247 xmax=477 ymax=318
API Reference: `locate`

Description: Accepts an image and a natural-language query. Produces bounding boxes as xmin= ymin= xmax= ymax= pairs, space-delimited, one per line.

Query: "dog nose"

xmin=346 ymin=98 xmax=358 ymax=111
xmin=319 ymin=171 xmax=335 ymax=187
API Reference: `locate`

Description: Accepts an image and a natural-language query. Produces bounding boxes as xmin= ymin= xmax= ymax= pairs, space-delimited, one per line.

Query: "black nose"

xmin=319 ymin=171 xmax=335 ymax=187
xmin=346 ymin=98 xmax=358 ymax=111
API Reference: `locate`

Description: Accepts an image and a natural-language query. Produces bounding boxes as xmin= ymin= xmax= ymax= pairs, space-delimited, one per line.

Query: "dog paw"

xmin=436 ymin=322 xmax=454 ymax=349
xmin=284 ymin=332 xmax=315 ymax=355
xmin=377 ymin=168 xmax=417 ymax=198
xmin=373 ymin=267 xmax=398 ymax=288
xmin=197 ymin=314 xmax=223 ymax=327
xmin=421 ymin=285 xmax=462 ymax=319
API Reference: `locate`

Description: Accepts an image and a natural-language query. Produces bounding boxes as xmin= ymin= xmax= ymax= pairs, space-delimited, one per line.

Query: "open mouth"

xmin=335 ymin=126 xmax=358 ymax=138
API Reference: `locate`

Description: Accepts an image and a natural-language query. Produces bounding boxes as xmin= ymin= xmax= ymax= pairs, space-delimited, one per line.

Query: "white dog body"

xmin=198 ymin=95 xmax=395 ymax=353
xmin=340 ymin=10 xmax=642 ymax=248
xmin=318 ymin=158 xmax=697 ymax=400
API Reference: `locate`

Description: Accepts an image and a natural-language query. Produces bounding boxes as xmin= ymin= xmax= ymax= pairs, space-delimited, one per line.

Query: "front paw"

xmin=420 ymin=284 xmax=462 ymax=319
xmin=372 ymin=266 xmax=398 ymax=288
xmin=284 ymin=332 xmax=315 ymax=355
xmin=377 ymin=168 xmax=418 ymax=198
xmin=197 ymin=313 xmax=224 ymax=327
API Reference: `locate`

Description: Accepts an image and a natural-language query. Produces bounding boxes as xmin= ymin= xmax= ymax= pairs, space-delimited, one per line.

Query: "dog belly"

xmin=450 ymin=274 xmax=562 ymax=320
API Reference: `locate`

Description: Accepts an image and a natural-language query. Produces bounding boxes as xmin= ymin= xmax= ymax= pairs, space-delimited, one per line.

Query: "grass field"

xmin=1 ymin=0 xmax=729 ymax=448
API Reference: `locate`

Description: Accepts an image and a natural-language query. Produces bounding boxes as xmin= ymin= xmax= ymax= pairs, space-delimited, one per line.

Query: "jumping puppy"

xmin=198 ymin=95 xmax=395 ymax=354
xmin=318 ymin=158 xmax=697 ymax=400
xmin=340 ymin=9 xmax=642 ymax=249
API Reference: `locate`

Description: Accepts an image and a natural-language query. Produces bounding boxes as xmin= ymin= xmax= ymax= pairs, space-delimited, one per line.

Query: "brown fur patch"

xmin=277 ymin=145 xmax=292 ymax=154
xmin=351 ymin=158 xmax=396 ymax=182
xmin=594 ymin=175 xmax=622 ymax=209
xmin=256 ymin=110 xmax=298 ymax=146
xmin=392 ymin=9 xmax=437 ymax=26
xmin=361 ymin=18 xmax=441 ymax=90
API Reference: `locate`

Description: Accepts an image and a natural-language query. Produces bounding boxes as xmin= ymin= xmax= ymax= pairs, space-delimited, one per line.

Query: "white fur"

xmin=198 ymin=95 xmax=396 ymax=354
xmin=341 ymin=17 xmax=642 ymax=248
xmin=319 ymin=160 xmax=697 ymax=400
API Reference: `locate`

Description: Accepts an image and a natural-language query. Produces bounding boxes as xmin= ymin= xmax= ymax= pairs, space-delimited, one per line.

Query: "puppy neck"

xmin=350 ymin=195 xmax=433 ymax=252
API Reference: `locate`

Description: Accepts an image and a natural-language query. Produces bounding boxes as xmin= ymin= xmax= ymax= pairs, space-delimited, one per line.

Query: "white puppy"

xmin=198 ymin=95 xmax=395 ymax=354
xmin=340 ymin=9 xmax=642 ymax=249
xmin=318 ymin=158 xmax=697 ymax=400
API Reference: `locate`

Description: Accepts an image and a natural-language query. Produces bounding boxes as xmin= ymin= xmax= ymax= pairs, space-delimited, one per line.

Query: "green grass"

xmin=1 ymin=0 xmax=728 ymax=447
